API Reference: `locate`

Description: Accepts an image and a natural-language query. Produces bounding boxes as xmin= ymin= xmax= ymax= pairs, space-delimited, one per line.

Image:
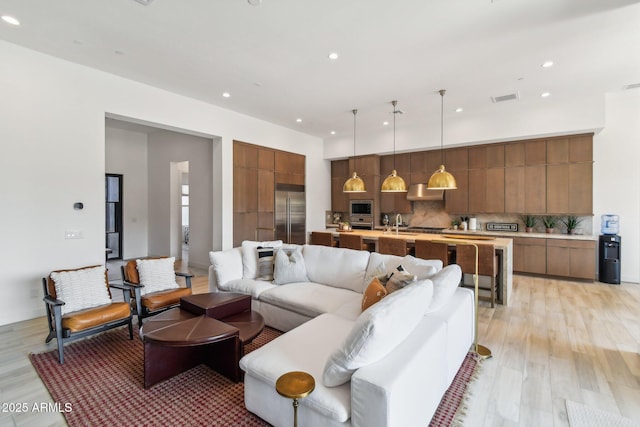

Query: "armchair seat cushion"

xmin=141 ymin=287 xmax=192 ymax=311
xmin=62 ymin=302 xmax=131 ymax=332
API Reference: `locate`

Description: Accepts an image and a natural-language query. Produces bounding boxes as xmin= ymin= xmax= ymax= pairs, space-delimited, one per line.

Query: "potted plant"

xmin=562 ymin=215 xmax=583 ymax=235
xmin=520 ymin=215 xmax=537 ymax=233
xmin=542 ymin=216 xmax=558 ymax=233
xmin=451 ymin=219 xmax=460 ymax=230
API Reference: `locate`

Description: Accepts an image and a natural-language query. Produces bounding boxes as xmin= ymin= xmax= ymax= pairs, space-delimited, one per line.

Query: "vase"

xmin=525 ymin=227 xmax=533 ymax=233
xmin=546 ymin=228 xmax=554 ymax=233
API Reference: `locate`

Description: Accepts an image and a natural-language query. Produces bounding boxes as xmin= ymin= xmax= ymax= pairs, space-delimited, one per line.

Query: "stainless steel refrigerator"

xmin=275 ymin=183 xmax=306 ymax=244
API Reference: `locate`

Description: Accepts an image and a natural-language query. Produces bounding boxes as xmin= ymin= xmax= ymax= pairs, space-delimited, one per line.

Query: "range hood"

xmin=406 ymin=184 xmax=444 ymax=201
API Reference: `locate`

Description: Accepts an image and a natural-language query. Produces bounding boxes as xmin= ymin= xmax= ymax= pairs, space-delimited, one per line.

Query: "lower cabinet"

xmin=513 ymin=237 xmax=596 ymax=280
xmin=546 ymin=239 xmax=596 ymax=280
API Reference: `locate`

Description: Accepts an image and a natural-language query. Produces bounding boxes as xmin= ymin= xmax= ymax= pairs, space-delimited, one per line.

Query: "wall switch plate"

xmin=65 ymin=230 xmax=83 ymax=239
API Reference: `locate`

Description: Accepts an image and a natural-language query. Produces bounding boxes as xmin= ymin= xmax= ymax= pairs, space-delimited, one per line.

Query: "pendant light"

xmin=381 ymin=100 xmax=408 ymax=192
xmin=427 ymin=89 xmax=457 ymax=190
xmin=343 ymin=109 xmax=366 ymax=193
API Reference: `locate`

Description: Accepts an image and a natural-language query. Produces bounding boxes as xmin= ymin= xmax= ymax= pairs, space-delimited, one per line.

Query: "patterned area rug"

xmin=30 ymin=326 xmax=480 ymax=426
xmin=566 ymin=400 xmax=640 ymax=427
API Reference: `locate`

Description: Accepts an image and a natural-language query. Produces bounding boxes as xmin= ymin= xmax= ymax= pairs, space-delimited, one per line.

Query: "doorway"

xmin=106 ymin=174 xmax=123 ymax=260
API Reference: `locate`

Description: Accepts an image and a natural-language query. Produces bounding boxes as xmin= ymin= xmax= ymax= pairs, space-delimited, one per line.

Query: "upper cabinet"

xmin=444 ymin=148 xmax=469 ymax=213
xmin=379 ymin=153 xmax=412 ymax=214
xmin=546 ymin=135 xmax=593 ymax=215
xmin=275 ymin=151 xmax=305 ymax=185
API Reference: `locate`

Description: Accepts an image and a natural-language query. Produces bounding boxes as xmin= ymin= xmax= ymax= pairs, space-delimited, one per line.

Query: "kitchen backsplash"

xmin=387 ymin=201 xmax=594 ymax=235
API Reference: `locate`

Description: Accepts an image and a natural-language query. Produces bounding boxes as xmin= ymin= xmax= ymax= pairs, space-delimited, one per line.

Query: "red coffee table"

xmin=140 ymin=293 xmax=264 ymax=388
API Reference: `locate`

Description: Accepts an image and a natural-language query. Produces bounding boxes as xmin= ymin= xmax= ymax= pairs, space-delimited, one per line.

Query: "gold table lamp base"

xmin=276 ymin=371 xmax=315 ymax=427
xmin=476 ymin=344 xmax=492 ymax=359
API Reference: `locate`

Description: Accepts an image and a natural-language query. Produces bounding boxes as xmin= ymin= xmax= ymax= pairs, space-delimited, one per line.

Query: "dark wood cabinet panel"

xmin=468 ymin=169 xmax=486 ymax=212
xmin=233 ymin=212 xmax=258 ymax=247
xmin=505 ymin=143 xmax=525 ymax=167
xmin=569 ymin=135 xmax=593 ymax=163
xmin=233 ymin=142 xmax=258 ymax=168
xmin=258 ymin=169 xmax=274 ymax=212
xmin=331 ymin=177 xmax=350 ymax=212
xmin=486 ymin=144 xmax=505 ymax=168
xmin=546 ymin=138 xmax=569 ymax=164
xmin=468 ymin=146 xmax=486 ymax=169
xmin=257 ymin=212 xmax=275 ymax=241
xmin=445 ymin=148 xmax=468 ymax=171
xmin=513 ymin=237 xmax=547 ymax=274
xmin=485 ymin=168 xmax=505 ymax=213
xmin=350 ymin=155 xmax=380 ymax=176
xmin=445 ymin=169 xmax=468 ymax=213
xmin=524 ymin=165 xmax=546 ymax=213
xmin=275 ymin=151 xmax=304 ymax=174
xmin=505 ymin=166 xmax=525 ymax=213
xmin=233 ymin=167 xmax=258 ymax=213
xmin=525 ymin=140 xmax=546 ymax=165
xmin=332 ymin=159 xmax=350 ymax=179
xmin=258 ymin=148 xmax=275 ymax=170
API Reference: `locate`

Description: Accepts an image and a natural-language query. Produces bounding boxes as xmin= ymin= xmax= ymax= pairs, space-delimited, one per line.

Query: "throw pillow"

xmin=241 ymin=240 xmax=283 ymax=279
xmin=256 ymin=246 xmax=276 ymax=281
xmin=273 ymin=247 xmax=309 ymax=285
xmin=323 ymin=281 xmax=433 ymax=387
xmin=51 ymin=266 xmax=111 ymax=315
xmin=400 ymin=255 xmax=440 ymax=280
xmin=136 ymin=257 xmax=179 ymax=296
xmin=386 ymin=264 xmax=416 ymax=293
xmin=424 ymin=264 xmax=462 ymax=314
xmin=361 ymin=277 xmax=387 ymax=312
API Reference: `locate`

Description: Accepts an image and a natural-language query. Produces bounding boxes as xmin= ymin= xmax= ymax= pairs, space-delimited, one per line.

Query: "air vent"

xmin=133 ymin=0 xmax=155 ymax=5
xmin=624 ymin=83 xmax=640 ymax=90
xmin=491 ymin=92 xmax=520 ymax=103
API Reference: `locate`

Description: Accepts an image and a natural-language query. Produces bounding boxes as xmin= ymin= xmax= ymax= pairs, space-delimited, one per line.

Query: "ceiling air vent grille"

xmin=491 ymin=92 xmax=520 ymax=103
xmin=624 ymin=83 xmax=640 ymax=90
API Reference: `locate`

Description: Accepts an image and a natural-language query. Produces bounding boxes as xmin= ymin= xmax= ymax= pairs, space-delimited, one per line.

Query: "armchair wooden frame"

xmin=42 ymin=268 xmax=134 ymax=364
xmin=121 ymin=259 xmax=194 ymax=328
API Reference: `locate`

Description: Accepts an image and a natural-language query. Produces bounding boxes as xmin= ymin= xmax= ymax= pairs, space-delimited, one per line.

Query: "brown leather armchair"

xmin=121 ymin=258 xmax=193 ymax=328
xmin=42 ymin=265 xmax=133 ymax=364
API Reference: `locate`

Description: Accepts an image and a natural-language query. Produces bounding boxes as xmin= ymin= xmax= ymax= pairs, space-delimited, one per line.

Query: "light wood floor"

xmin=1 ymin=270 xmax=638 ymax=426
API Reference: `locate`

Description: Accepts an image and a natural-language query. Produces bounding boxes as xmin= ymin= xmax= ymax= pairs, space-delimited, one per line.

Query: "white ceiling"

xmin=1 ymin=0 xmax=639 ymax=140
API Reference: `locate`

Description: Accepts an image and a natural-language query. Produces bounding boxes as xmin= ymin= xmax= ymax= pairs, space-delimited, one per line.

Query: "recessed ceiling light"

xmin=382 ymin=121 xmax=389 ymax=126
xmin=542 ymin=61 xmax=554 ymax=68
xmin=328 ymin=52 xmax=339 ymax=60
xmin=1 ymin=15 xmax=20 ymax=26
xmin=455 ymin=108 xmax=463 ymax=113
xmin=541 ymin=92 xmax=551 ymax=98
xmin=248 ymin=0 xmax=262 ymax=5
xmin=296 ymin=118 xmax=302 ymax=123
xmin=222 ymin=92 xmax=231 ymax=98
xmin=330 ymin=131 xmax=336 ymax=135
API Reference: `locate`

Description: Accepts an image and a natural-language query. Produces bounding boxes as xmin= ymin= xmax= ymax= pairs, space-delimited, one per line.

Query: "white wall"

xmin=593 ymin=91 xmax=640 ymax=283
xmin=0 ymin=40 xmax=327 ymax=326
xmin=147 ymin=130 xmax=213 ymax=270
xmin=105 ymin=127 xmax=149 ymax=259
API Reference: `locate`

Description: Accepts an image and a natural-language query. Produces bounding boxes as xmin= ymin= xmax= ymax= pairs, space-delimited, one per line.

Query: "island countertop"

xmin=323 ymin=228 xmax=514 ymax=306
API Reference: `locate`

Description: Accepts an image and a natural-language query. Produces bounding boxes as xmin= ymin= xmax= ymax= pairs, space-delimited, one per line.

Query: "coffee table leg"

xmin=201 ymin=336 xmax=241 ymax=382
xmin=144 ymin=342 xmax=200 ymax=389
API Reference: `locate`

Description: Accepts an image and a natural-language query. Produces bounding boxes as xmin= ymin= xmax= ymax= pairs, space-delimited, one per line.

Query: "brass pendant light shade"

xmin=343 ymin=109 xmax=366 ymax=193
xmin=381 ymin=100 xmax=408 ymax=192
xmin=427 ymin=90 xmax=457 ymax=190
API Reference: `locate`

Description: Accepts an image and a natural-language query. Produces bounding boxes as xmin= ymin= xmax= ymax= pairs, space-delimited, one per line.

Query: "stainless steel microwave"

xmin=349 ymin=200 xmax=373 ymax=217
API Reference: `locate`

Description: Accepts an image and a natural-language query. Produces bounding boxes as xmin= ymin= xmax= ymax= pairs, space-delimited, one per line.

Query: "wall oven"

xmin=349 ymin=200 xmax=374 ymax=230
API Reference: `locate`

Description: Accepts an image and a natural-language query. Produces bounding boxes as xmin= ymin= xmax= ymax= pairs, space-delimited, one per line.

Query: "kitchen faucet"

xmin=395 ymin=213 xmax=402 ymax=235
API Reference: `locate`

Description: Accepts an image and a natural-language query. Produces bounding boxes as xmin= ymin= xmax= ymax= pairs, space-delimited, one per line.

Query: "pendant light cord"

xmin=352 ymin=109 xmax=357 ymax=170
xmin=439 ymin=90 xmax=445 ymax=166
xmin=392 ymin=100 xmax=397 ymax=170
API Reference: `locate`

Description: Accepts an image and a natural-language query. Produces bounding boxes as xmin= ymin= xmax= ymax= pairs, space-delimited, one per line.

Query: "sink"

xmin=396 ymin=232 xmax=418 ymax=236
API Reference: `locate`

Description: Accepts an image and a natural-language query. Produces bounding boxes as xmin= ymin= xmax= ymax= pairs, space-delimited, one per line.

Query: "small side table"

xmin=276 ymin=371 xmax=315 ymax=427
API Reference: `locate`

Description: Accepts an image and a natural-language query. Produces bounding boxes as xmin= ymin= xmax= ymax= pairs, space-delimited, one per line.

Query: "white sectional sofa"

xmin=208 ymin=242 xmax=475 ymax=427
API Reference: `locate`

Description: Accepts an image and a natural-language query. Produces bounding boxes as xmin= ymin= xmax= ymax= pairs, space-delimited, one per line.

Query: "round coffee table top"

xmin=276 ymin=371 xmax=315 ymax=400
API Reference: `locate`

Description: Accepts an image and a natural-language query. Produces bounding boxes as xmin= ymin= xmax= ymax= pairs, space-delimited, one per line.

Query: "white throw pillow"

xmin=385 ymin=264 xmax=416 ymax=293
xmin=399 ymin=255 xmax=441 ymax=279
xmin=51 ymin=266 xmax=111 ymax=315
xmin=210 ymin=247 xmax=243 ymax=288
xmin=273 ymin=247 xmax=309 ymax=285
xmin=322 ymin=280 xmax=433 ymax=387
xmin=424 ymin=264 xmax=462 ymax=314
xmin=136 ymin=257 xmax=179 ymax=296
xmin=241 ymin=240 xmax=283 ymax=279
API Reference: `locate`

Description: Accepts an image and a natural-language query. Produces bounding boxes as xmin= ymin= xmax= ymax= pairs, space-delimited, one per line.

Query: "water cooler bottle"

xmin=599 ymin=215 xmax=621 ymax=284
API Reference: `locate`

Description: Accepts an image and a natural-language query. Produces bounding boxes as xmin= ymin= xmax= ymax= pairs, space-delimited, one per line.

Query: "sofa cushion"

xmin=240 ymin=313 xmax=354 ymax=423
xmin=209 ymin=247 xmax=243 ymax=288
xmin=361 ymin=277 xmax=387 ymax=311
xmin=322 ymin=280 xmax=434 ymax=387
xmin=398 ymin=255 xmax=441 ymax=279
xmin=136 ymin=257 xmax=179 ymax=296
xmin=273 ymin=247 xmax=308 ymax=285
xmin=424 ymin=264 xmax=462 ymax=314
xmin=219 ymin=278 xmax=277 ymax=299
xmin=303 ymin=244 xmax=370 ymax=293
xmin=259 ymin=282 xmax=362 ymax=318
xmin=242 ymin=240 xmax=283 ymax=279
xmin=51 ymin=266 xmax=111 ymax=316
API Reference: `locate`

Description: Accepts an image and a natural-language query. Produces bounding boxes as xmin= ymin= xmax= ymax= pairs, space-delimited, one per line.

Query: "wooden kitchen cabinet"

xmin=275 ymin=151 xmax=305 ymax=185
xmin=524 ymin=165 xmax=546 ymax=213
xmin=546 ymin=239 xmax=596 ymax=280
xmin=513 ymin=237 xmax=547 ymax=274
xmin=409 ymin=151 xmax=441 ymax=185
xmin=233 ymin=166 xmax=258 ymax=213
xmin=546 ymin=135 xmax=593 ymax=215
xmin=331 ymin=160 xmax=350 ymax=212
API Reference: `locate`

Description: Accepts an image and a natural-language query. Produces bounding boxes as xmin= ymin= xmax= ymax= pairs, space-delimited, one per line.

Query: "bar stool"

xmin=377 ymin=236 xmax=410 ymax=256
xmin=456 ymin=244 xmax=499 ymax=308
xmin=414 ymin=240 xmax=454 ymax=266
xmin=339 ymin=233 xmax=369 ymax=251
xmin=276 ymin=371 xmax=315 ymax=427
xmin=310 ymin=231 xmax=336 ymax=247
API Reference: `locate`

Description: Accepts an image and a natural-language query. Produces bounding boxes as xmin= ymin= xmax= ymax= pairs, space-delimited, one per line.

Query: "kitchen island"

xmin=324 ymin=229 xmax=514 ymax=306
